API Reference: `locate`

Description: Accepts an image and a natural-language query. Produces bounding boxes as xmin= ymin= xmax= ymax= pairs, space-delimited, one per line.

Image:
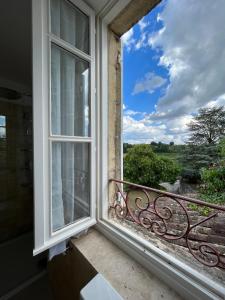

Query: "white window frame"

xmin=32 ymin=0 xmax=96 ymax=255
xmin=32 ymin=0 xmax=225 ymax=297
xmin=95 ymin=3 xmax=225 ymax=300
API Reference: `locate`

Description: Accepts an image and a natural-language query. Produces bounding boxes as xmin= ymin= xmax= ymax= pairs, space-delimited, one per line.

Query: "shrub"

xmin=124 ymin=144 xmax=180 ymax=188
xmin=200 ymin=164 xmax=225 ymax=205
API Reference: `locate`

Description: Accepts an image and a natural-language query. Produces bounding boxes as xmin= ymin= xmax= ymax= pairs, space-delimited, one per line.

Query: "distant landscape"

xmin=123 ymin=106 xmax=225 ymax=209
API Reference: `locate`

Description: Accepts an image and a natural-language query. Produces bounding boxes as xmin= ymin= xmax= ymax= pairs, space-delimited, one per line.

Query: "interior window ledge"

xmin=72 ymin=228 xmax=182 ymax=300
xmin=95 ymin=220 xmax=225 ymax=300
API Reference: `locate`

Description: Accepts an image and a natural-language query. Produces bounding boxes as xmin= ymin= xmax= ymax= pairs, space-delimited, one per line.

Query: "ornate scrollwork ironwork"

xmin=110 ymin=179 xmax=225 ymax=269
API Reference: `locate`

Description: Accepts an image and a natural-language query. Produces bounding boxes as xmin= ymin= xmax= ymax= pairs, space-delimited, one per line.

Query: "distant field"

xmin=157 ymin=152 xmax=182 ymax=162
xmin=124 ymin=151 xmax=182 ymax=165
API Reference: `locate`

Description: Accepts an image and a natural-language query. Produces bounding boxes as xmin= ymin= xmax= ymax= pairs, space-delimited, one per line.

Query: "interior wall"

xmin=0 ymin=0 xmax=33 ymax=244
xmin=0 ymin=0 xmax=32 ymax=87
xmin=0 ymin=2 xmax=49 ymax=297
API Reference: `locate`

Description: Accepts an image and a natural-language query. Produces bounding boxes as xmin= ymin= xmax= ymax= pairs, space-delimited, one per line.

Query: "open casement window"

xmin=32 ymin=0 xmax=96 ymax=255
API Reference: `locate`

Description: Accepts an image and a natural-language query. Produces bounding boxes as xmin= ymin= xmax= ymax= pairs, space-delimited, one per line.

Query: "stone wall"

xmin=111 ymin=206 xmax=225 ymax=285
xmin=125 ymin=196 xmax=225 ymax=254
xmin=110 ymin=187 xmax=225 ymax=284
xmin=162 ymin=205 xmax=225 ymax=254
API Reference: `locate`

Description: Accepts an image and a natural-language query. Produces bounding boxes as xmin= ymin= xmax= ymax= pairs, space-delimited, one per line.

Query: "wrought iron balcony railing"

xmin=109 ymin=178 xmax=225 ymax=269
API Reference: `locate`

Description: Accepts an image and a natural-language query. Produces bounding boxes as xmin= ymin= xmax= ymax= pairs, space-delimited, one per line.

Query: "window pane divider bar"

xmin=49 ymin=136 xmax=92 ymax=142
xmin=49 ymin=34 xmax=92 ymax=62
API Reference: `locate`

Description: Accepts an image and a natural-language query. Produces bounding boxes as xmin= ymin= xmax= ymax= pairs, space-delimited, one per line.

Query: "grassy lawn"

xmin=124 ymin=151 xmax=181 ymax=163
xmin=157 ymin=152 xmax=181 ymax=161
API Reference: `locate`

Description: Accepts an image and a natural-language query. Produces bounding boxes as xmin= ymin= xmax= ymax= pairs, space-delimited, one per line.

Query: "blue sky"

xmin=122 ymin=0 xmax=225 ymax=144
xmin=123 ymin=3 xmax=166 ymax=115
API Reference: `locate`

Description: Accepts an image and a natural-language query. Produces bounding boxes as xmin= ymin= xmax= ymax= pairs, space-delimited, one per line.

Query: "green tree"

xmin=180 ymin=144 xmax=219 ymax=183
xmin=187 ymin=106 xmax=225 ymax=145
xmin=157 ymin=142 xmax=169 ymax=153
xmin=123 ymin=143 xmax=133 ymax=154
xmin=150 ymin=141 xmax=157 ymax=146
xmin=124 ymin=144 xmax=180 ymax=188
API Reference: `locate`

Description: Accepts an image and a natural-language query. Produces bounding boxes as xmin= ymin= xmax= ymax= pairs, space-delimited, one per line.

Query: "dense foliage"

xmin=199 ymin=138 xmax=225 ymax=204
xmin=124 ymin=144 xmax=180 ymax=188
xmin=123 ymin=143 xmax=133 ymax=154
xmin=200 ymin=165 xmax=225 ymax=204
xmin=179 ymin=144 xmax=219 ymax=183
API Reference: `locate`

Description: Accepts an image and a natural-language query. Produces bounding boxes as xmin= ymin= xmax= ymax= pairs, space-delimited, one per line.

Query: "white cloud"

xmin=123 ymin=115 xmax=186 ymax=144
xmin=135 ymin=32 xmax=148 ymax=50
xmin=132 ymin=72 xmax=167 ymax=95
xmin=123 ymin=0 xmax=225 ymax=144
xmin=205 ymin=93 xmax=225 ymax=108
xmin=138 ymin=17 xmax=148 ymax=32
xmin=124 ymin=109 xmax=145 ymax=117
xmin=148 ymin=0 xmax=225 ymax=121
xmin=121 ymin=17 xmax=149 ymax=51
xmin=134 ymin=17 xmax=150 ymax=50
xmin=121 ymin=27 xmax=136 ymax=51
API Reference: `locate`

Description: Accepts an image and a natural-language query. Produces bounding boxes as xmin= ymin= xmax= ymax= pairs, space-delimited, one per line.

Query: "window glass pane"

xmin=0 ymin=115 xmax=6 ymax=127
xmin=52 ymin=142 xmax=90 ymax=232
xmin=51 ymin=44 xmax=90 ymax=136
xmin=51 ymin=0 xmax=89 ymax=54
xmin=0 ymin=115 xmax=6 ymax=138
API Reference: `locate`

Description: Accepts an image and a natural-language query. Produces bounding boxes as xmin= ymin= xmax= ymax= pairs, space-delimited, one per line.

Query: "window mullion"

xmin=49 ymin=136 xmax=92 ymax=142
xmin=50 ymin=35 xmax=92 ymax=62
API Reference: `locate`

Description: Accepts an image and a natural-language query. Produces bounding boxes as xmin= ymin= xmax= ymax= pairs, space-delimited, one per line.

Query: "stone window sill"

xmin=71 ymin=229 xmax=183 ymax=300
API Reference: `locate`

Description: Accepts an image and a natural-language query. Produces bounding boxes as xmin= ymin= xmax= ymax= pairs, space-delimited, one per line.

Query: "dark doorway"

xmin=0 ymin=1 xmax=52 ymax=298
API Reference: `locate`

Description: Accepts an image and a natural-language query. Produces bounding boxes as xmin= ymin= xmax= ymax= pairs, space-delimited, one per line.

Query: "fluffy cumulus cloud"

xmin=123 ymin=114 xmax=184 ymax=144
xmin=149 ymin=0 xmax=225 ymax=120
xmin=123 ymin=110 xmax=194 ymax=144
xmin=123 ymin=0 xmax=225 ymax=144
xmin=132 ymin=72 xmax=167 ymax=95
